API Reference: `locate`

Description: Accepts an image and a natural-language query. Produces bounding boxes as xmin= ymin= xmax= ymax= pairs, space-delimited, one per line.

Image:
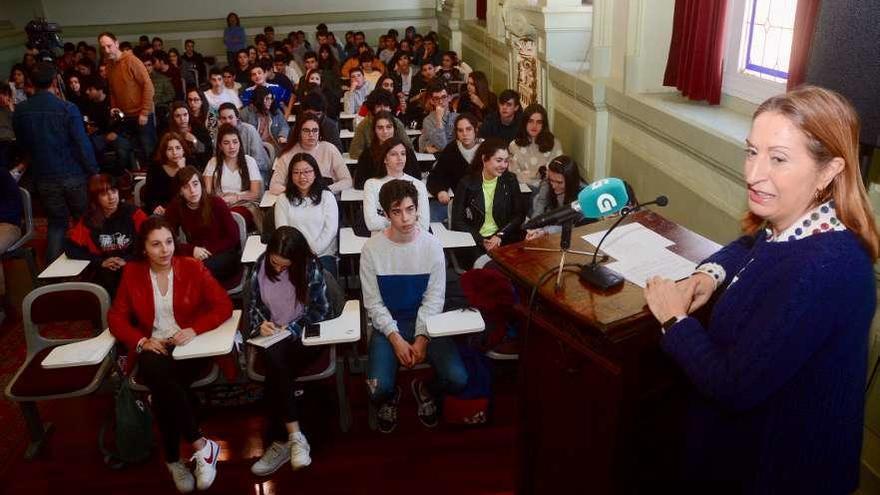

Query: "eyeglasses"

xmin=291 ymin=169 xmax=315 ymax=176
xmin=432 ymin=94 xmax=448 ymax=101
xmin=301 ymin=128 xmax=320 ymax=135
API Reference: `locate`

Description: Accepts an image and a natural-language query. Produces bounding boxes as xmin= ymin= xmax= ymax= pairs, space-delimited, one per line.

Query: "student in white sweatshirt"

xmin=274 ymin=152 xmax=339 ymax=277
xmin=362 ymin=137 xmax=430 ymax=233
xmin=360 ymin=179 xmax=468 ymax=434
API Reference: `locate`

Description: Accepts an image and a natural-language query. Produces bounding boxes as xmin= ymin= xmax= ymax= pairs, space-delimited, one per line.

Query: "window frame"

xmin=722 ymin=0 xmax=790 ymax=105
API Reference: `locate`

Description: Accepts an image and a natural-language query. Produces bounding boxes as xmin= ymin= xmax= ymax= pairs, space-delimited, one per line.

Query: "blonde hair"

xmin=744 ymin=85 xmax=879 ymax=260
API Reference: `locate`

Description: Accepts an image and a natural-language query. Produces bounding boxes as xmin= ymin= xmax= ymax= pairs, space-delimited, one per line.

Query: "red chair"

xmin=4 ymin=282 xmax=113 ymax=459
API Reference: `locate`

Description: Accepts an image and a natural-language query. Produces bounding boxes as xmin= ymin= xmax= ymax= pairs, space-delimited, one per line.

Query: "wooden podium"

xmin=489 ymin=210 xmax=721 ymax=494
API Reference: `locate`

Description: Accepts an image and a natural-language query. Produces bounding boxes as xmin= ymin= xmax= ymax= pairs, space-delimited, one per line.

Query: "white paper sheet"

xmin=581 ymin=222 xmax=675 ymax=259
xmin=604 ymin=249 xmax=696 ymax=288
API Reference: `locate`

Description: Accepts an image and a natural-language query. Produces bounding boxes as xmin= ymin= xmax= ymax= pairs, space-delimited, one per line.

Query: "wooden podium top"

xmin=490 ymin=210 xmax=721 ymax=340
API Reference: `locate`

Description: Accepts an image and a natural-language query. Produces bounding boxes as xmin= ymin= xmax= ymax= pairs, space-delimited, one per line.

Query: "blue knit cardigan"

xmin=662 ymin=229 xmax=876 ymax=494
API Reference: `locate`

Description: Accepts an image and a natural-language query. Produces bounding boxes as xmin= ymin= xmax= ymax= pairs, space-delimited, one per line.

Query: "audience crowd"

xmin=0 ymin=18 xmax=570 ymax=492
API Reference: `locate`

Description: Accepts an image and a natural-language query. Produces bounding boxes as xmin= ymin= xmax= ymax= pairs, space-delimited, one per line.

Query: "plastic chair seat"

xmin=8 ymin=346 xmax=110 ymax=399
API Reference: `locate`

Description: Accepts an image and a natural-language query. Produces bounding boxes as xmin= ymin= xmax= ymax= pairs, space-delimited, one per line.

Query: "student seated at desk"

xmin=165 ymin=166 xmax=242 ymax=284
xmin=348 ymin=91 xmax=413 ymax=160
xmin=361 ymin=180 xmax=467 ymax=433
xmin=247 ymin=226 xmax=330 ymax=476
xmin=425 ymin=113 xmax=482 ymax=222
xmin=451 ymin=139 xmax=527 ymax=266
xmin=525 ymin=155 xmax=586 ymax=240
xmin=108 ymin=216 xmax=232 ymax=493
xmin=508 ymin=103 xmax=563 ymax=191
xmin=274 ymin=153 xmax=339 ymax=277
xmin=353 ymin=111 xmax=420 ymax=189
xmin=203 ymin=124 xmax=264 ymax=231
xmin=144 ymin=132 xmax=193 ymax=216
xmin=239 ymin=85 xmax=290 ymax=153
xmin=65 ymin=174 xmax=148 ymax=296
xmin=167 ymin=101 xmax=214 ymax=171
xmin=270 ymin=115 xmax=351 ymax=194
xmin=362 ymin=137 xmax=429 ymax=233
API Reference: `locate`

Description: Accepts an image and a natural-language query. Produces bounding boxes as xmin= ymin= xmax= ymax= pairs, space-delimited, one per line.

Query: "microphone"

xmin=522 ymin=177 xmax=630 ymax=230
xmin=579 ymin=195 xmax=669 ymax=290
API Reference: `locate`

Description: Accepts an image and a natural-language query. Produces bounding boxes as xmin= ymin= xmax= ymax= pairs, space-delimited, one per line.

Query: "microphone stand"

xmin=523 ymin=216 xmax=599 ymax=291
xmin=579 ymin=196 xmax=668 ymax=290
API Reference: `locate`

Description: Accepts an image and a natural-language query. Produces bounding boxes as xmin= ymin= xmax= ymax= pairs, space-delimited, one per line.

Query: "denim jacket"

xmin=246 ymin=254 xmax=330 ymax=340
xmin=12 ymin=90 xmax=97 ymax=180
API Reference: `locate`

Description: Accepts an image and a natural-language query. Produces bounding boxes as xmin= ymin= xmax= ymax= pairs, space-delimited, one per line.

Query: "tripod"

xmin=523 ymin=220 xmax=599 ymax=291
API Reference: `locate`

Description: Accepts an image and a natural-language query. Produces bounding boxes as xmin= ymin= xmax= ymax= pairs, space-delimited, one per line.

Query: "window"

xmin=723 ymin=0 xmax=796 ymax=104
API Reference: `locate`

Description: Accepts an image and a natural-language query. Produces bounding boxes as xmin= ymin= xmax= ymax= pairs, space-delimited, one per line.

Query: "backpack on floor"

xmin=443 ymin=344 xmax=493 ymax=425
xmin=99 ymin=374 xmax=154 ymax=468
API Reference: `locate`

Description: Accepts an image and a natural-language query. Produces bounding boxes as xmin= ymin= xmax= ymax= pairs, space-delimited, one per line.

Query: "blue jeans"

xmin=37 ymin=176 xmax=88 ymax=262
xmin=428 ymin=198 xmax=449 ymax=224
xmin=367 ymin=326 xmax=468 ymax=404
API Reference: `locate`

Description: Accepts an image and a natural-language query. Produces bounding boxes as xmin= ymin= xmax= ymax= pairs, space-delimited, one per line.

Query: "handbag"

xmin=99 ymin=373 xmax=154 ymax=468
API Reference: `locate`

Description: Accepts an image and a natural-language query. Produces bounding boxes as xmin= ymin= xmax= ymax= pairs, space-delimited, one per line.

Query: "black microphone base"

xmin=579 ymin=263 xmax=625 ymax=290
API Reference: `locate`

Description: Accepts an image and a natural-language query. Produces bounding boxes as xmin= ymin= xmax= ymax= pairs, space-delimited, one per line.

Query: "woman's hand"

xmin=142 ymin=337 xmax=169 ymax=355
xmin=170 ymin=328 xmax=197 ymax=346
xmin=153 ymin=205 xmax=166 ymax=216
xmin=101 ymin=257 xmax=126 ymax=270
xmin=412 ymin=335 xmax=429 ymax=364
xmin=259 ymin=321 xmax=279 ymax=337
xmin=483 ymin=235 xmax=502 ymax=251
xmin=221 ymin=192 xmax=238 ymax=205
xmin=389 ymin=332 xmax=416 ymax=368
xmin=644 ymin=276 xmax=695 ymax=323
xmin=192 ymin=246 xmax=212 ymax=260
xmin=436 ymin=191 xmax=450 ymax=205
xmin=470 ymin=92 xmax=484 ymax=108
xmin=525 ymin=229 xmax=546 ymax=241
xmin=677 ymin=272 xmax=716 ymax=313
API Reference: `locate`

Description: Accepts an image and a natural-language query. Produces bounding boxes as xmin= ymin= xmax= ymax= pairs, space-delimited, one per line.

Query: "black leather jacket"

xmin=451 ymin=171 xmax=527 ymax=246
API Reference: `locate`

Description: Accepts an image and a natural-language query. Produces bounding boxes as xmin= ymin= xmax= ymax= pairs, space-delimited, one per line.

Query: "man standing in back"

xmin=98 ymin=31 xmax=156 ymax=167
xmin=13 ymin=63 xmax=97 ymax=262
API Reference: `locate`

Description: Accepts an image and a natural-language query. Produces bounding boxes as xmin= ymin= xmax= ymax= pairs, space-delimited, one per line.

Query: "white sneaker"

xmin=289 ymin=431 xmax=312 ymax=470
xmin=191 ymin=438 xmax=220 ymax=491
xmin=250 ymin=441 xmax=291 ymax=476
xmin=166 ymin=461 xmax=195 ymax=493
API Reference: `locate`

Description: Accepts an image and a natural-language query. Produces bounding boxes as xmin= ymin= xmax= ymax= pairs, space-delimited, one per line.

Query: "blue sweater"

xmin=662 ymin=230 xmax=875 ymax=494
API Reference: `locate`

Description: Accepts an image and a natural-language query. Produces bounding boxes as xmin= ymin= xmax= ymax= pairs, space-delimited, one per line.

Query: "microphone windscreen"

xmin=578 ymin=178 xmax=629 ymax=218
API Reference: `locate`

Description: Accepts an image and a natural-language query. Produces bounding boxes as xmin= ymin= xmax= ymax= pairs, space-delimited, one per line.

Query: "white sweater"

xmin=360 ymin=229 xmax=446 ymax=338
xmin=362 ymin=174 xmax=430 ymax=232
xmin=273 ymin=189 xmax=339 ymax=257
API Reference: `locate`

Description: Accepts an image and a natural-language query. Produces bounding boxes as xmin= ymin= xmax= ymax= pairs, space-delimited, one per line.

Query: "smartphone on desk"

xmin=303 ymin=323 xmax=321 ymax=340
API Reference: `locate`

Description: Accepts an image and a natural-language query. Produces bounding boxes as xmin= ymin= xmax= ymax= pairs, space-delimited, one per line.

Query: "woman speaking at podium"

xmin=644 ymin=86 xmax=878 ymax=494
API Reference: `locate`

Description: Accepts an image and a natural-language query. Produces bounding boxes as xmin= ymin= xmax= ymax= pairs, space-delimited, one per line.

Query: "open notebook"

xmin=41 ymin=329 xmax=116 ymax=369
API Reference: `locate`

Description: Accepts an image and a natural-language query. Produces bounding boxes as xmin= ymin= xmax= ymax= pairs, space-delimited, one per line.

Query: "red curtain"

xmin=786 ymin=0 xmax=821 ymax=89
xmin=663 ymin=0 xmax=728 ymax=105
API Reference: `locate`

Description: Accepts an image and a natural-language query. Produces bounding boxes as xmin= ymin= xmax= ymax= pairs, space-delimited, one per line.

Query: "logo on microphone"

xmin=596 ymin=193 xmax=617 ymax=213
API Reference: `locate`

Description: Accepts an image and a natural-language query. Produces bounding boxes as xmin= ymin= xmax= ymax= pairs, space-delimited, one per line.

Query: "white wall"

xmin=41 ymin=0 xmax=434 ymax=26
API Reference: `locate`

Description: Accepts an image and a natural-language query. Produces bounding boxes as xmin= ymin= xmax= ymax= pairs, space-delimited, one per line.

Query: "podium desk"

xmin=490 ymin=210 xmax=719 ymax=494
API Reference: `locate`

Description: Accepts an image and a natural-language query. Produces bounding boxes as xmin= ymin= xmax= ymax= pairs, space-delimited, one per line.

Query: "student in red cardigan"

xmin=164 ymin=165 xmax=242 ymax=284
xmin=108 ymin=216 xmax=232 ymax=493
